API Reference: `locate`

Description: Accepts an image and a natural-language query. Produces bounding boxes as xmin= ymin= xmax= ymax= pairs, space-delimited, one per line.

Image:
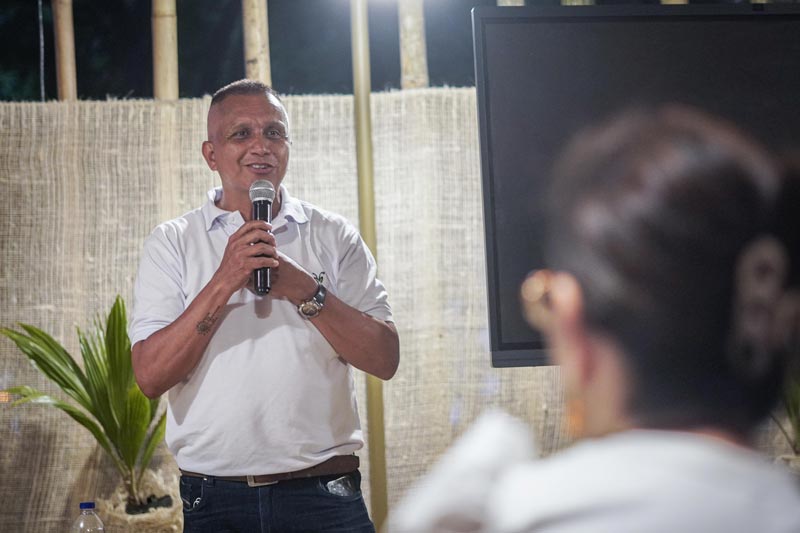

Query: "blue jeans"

xmin=179 ymin=470 xmax=375 ymax=533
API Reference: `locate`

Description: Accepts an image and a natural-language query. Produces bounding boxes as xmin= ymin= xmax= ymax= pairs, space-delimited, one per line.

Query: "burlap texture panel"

xmin=1 ymin=89 xmax=788 ymax=532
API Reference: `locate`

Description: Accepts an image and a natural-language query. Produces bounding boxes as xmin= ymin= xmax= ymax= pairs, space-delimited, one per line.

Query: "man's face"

xmin=202 ymin=92 xmax=290 ymax=199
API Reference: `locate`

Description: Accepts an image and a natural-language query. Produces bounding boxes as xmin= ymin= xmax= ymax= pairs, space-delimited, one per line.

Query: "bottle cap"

xmin=79 ymin=501 xmax=96 ymax=510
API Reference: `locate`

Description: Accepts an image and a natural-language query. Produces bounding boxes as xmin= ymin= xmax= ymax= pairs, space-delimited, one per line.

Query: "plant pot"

xmin=96 ymin=468 xmax=182 ymax=532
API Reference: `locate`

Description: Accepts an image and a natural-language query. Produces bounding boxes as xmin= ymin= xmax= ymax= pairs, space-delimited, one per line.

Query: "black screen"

xmin=473 ymin=5 xmax=800 ymax=367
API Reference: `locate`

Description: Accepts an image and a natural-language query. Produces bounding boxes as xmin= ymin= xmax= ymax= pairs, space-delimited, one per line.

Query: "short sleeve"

xmin=333 ymin=224 xmax=393 ymax=323
xmin=128 ymin=225 xmax=186 ymax=346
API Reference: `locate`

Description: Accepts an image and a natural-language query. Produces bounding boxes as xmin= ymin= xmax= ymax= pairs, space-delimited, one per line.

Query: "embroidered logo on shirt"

xmin=313 ymin=272 xmax=325 ymax=284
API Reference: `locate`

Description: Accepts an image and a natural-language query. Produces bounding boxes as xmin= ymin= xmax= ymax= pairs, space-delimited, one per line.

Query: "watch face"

xmin=299 ymin=301 xmax=321 ymax=318
xmin=298 ymin=284 xmax=325 ymax=319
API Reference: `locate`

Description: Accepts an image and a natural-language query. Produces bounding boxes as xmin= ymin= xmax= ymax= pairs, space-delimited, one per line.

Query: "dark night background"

xmin=1 ymin=0 xmax=503 ymax=100
xmin=1 ymin=0 xmax=791 ymax=101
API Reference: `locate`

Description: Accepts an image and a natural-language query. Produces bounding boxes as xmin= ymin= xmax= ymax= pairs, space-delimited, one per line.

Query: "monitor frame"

xmin=472 ymin=3 xmax=800 ymax=368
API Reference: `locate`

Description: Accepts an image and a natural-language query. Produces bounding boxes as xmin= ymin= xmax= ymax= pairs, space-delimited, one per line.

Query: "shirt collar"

xmin=201 ymin=187 xmax=239 ymax=231
xmin=201 ymin=185 xmax=308 ymax=232
xmin=274 ymin=185 xmax=309 ymax=226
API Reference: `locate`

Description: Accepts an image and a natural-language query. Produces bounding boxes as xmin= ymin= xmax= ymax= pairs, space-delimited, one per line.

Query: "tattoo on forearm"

xmin=196 ymin=307 xmax=221 ymax=335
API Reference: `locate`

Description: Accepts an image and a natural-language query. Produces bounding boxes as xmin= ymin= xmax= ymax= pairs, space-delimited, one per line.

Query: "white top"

xmin=388 ymin=411 xmax=800 ymax=533
xmin=130 ymin=186 xmax=393 ymax=476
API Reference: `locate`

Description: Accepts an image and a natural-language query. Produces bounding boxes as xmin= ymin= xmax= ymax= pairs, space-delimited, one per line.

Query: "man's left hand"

xmin=266 ymin=251 xmax=319 ymax=305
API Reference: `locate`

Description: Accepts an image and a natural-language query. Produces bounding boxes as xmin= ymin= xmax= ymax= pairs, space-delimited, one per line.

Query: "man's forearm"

xmin=309 ymin=291 xmax=400 ymax=380
xmin=132 ymin=280 xmax=233 ymax=398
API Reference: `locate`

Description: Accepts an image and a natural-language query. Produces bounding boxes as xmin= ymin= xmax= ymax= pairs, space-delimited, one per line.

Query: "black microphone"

xmin=249 ymin=180 xmax=276 ymax=295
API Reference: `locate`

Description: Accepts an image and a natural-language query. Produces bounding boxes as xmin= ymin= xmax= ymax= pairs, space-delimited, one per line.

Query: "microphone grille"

xmin=249 ymin=180 xmax=276 ymax=203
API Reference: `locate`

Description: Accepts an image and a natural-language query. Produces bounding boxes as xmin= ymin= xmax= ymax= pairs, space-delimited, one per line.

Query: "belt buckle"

xmin=247 ymin=475 xmax=278 ymax=487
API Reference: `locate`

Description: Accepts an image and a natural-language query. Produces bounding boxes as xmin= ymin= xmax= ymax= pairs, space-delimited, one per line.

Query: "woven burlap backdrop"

xmin=1 ymin=88 xmax=789 ymax=532
xmin=0 ymin=88 xmax=568 ymax=531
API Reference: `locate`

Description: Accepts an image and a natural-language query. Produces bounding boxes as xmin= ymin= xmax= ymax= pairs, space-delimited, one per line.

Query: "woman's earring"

xmin=521 ymin=269 xmax=555 ymax=333
xmin=565 ymin=393 xmax=586 ymax=438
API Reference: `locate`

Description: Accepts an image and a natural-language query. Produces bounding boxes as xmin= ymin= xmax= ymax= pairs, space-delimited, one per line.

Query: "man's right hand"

xmin=211 ymin=220 xmax=279 ymax=295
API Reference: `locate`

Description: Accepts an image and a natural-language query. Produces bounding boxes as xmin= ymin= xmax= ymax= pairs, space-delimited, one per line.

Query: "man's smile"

xmin=246 ymin=163 xmax=274 ymax=172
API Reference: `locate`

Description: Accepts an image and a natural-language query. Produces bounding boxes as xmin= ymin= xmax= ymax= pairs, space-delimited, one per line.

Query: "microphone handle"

xmin=252 ymin=200 xmax=273 ymax=294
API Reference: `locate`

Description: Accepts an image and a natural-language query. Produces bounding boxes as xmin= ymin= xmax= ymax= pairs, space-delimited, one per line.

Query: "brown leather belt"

xmin=180 ymin=455 xmax=359 ymax=487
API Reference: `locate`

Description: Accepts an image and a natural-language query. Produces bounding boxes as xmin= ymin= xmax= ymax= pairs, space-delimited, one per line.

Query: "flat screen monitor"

xmin=472 ymin=4 xmax=800 ymax=367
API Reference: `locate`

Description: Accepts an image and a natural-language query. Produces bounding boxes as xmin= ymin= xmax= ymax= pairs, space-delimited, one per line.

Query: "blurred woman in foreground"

xmin=389 ymin=107 xmax=800 ymax=532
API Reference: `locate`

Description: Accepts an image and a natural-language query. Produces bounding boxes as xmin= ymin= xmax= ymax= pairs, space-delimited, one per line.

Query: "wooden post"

xmin=242 ymin=0 xmax=272 ymax=85
xmin=152 ymin=0 xmax=179 ymax=100
xmin=350 ymin=0 xmax=389 ymax=528
xmin=52 ymin=0 xmax=77 ymax=100
xmin=398 ymin=0 xmax=428 ymax=89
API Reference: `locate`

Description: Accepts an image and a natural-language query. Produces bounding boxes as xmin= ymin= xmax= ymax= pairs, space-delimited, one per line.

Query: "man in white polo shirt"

xmin=129 ymin=79 xmax=399 ymax=532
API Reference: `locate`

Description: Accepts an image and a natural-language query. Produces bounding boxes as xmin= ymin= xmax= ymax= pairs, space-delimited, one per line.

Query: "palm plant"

xmin=1 ymin=296 xmax=166 ymax=509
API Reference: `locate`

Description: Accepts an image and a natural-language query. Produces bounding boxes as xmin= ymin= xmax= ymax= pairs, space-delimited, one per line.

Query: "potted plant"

xmin=1 ymin=296 xmax=173 ymax=516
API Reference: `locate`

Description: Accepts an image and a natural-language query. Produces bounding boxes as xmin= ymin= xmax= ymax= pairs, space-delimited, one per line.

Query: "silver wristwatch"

xmin=297 ymin=283 xmax=327 ymax=319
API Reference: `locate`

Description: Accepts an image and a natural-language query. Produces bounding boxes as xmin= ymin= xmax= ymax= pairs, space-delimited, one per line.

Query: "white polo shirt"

xmin=130 ymin=186 xmax=393 ymax=476
xmin=388 ymin=413 xmax=800 ymax=533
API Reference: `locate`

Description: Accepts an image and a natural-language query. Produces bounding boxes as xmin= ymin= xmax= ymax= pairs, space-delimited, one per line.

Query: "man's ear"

xmin=550 ymin=272 xmax=595 ymax=386
xmin=202 ymin=141 xmax=217 ymax=171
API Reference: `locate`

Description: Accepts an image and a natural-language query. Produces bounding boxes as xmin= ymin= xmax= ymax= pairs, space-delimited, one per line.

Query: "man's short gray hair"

xmin=210 ymin=79 xmax=283 ymax=107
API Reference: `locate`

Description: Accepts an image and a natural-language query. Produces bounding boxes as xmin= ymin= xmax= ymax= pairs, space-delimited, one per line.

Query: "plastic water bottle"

xmin=70 ymin=501 xmax=105 ymax=532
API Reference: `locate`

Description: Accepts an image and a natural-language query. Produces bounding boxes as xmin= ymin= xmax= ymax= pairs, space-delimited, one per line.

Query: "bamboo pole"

xmin=152 ymin=0 xmax=179 ymax=100
xmin=398 ymin=0 xmax=428 ymax=89
xmin=350 ymin=0 xmax=389 ymax=529
xmin=242 ymin=0 xmax=272 ymax=85
xmin=52 ymin=0 xmax=77 ymax=100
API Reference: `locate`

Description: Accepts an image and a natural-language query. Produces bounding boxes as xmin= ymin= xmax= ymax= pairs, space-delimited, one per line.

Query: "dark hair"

xmin=545 ymin=106 xmax=799 ymax=436
xmin=210 ymin=79 xmax=283 ymax=107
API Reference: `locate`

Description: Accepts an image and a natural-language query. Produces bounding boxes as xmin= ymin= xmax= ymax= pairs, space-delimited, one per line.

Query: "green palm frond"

xmin=79 ymin=326 xmax=117 ymax=442
xmin=119 ymin=386 xmax=152 ymax=467
xmin=137 ymin=411 xmax=167 ymax=489
xmin=784 ymin=377 xmax=800 ymax=455
xmin=2 ymin=326 xmax=91 ymax=411
xmin=4 ymin=385 xmax=124 ymax=472
xmin=1 ymin=296 xmax=165 ymax=507
xmin=106 ymin=299 xmax=135 ymax=424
